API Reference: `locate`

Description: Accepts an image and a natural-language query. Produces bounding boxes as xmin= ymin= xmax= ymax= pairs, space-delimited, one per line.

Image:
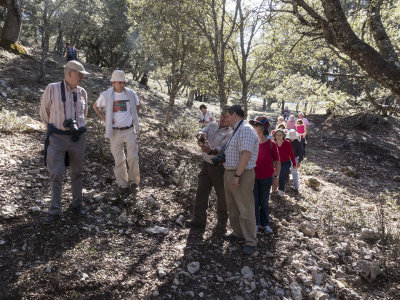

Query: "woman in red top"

xmin=250 ymin=116 xmax=281 ymax=233
xmin=273 ymin=129 xmax=296 ymax=197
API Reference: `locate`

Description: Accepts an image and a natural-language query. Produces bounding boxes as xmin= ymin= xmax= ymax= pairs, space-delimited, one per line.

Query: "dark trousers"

xmin=254 ymin=177 xmax=273 ymax=226
xmin=193 ymin=161 xmax=228 ymax=226
xmin=279 ymin=160 xmax=291 ymax=192
xmin=300 ymin=136 xmax=306 ymax=156
xmin=46 ymin=133 xmax=86 ymax=215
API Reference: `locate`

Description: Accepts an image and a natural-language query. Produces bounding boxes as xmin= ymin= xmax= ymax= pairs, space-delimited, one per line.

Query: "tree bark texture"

xmin=0 ymin=0 xmax=23 ymax=44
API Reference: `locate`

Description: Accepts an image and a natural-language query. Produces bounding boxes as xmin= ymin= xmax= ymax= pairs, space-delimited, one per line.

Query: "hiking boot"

xmin=224 ymin=233 xmax=244 ymax=242
xmin=71 ymin=205 xmax=86 ymax=217
xmin=119 ymin=187 xmax=130 ymax=197
xmin=277 ymin=190 xmax=285 ymax=197
xmin=242 ymin=245 xmax=257 ymax=255
xmin=293 ymin=188 xmax=299 ymax=195
xmin=216 ymin=220 xmax=227 ymax=230
xmin=44 ymin=214 xmax=60 ymax=224
xmin=185 ymin=220 xmax=205 ymax=230
xmin=130 ymin=183 xmax=139 ymax=194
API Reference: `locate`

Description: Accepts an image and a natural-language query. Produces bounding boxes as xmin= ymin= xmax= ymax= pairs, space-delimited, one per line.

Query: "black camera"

xmin=63 ymin=119 xmax=79 ymax=132
xmin=211 ymin=153 xmax=225 ymax=165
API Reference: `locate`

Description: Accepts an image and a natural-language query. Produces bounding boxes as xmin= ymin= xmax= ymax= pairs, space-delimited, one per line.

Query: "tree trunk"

xmin=53 ymin=21 xmax=63 ymax=53
xmin=281 ymin=100 xmax=285 ymax=111
xmin=0 ymin=0 xmax=23 ymax=44
xmin=166 ymin=90 xmax=177 ymax=124
xmin=241 ymin=81 xmax=249 ymax=118
xmin=262 ymin=98 xmax=267 ymax=111
xmin=38 ymin=0 xmax=49 ymax=82
xmin=266 ymin=98 xmax=274 ymax=110
xmin=186 ymin=90 xmax=195 ymax=108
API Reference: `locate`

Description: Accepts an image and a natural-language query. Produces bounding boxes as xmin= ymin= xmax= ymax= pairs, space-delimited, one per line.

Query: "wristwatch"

xmin=234 ymin=173 xmax=241 ymax=178
xmin=273 ymin=175 xmax=279 ymax=178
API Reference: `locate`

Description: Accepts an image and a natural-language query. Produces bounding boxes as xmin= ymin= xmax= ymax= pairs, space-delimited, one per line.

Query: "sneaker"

xmin=224 ymin=233 xmax=244 ymax=242
xmin=264 ymin=226 xmax=273 ymax=234
xmin=293 ymin=188 xmax=299 ymax=195
xmin=43 ymin=214 xmax=60 ymax=224
xmin=242 ymin=245 xmax=257 ymax=255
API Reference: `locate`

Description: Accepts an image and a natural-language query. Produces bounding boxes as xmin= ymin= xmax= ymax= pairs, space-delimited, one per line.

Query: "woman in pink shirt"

xmin=296 ymin=119 xmax=307 ymax=156
xmin=250 ymin=116 xmax=280 ymax=234
xmin=286 ymin=115 xmax=296 ymax=130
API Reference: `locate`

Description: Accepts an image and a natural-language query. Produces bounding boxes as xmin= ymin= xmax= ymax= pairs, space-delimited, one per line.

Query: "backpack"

xmin=67 ymin=47 xmax=77 ymax=61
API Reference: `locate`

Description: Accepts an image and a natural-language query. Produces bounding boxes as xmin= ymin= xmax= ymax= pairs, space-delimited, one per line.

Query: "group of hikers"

xmin=39 ymin=59 xmax=310 ymax=256
xmin=191 ymin=104 xmax=310 ymax=255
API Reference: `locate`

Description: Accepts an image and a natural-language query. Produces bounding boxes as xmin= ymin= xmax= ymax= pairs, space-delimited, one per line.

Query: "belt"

xmin=113 ymin=124 xmax=133 ymax=130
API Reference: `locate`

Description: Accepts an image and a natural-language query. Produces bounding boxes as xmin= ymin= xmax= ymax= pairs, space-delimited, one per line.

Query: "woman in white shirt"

xmin=199 ymin=104 xmax=214 ymax=126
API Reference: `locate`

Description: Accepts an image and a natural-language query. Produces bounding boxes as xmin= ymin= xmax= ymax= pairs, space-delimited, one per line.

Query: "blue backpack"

xmin=67 ymin=47 xmax=77 ymax=61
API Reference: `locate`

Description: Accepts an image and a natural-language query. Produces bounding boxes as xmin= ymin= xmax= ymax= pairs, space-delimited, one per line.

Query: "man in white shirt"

xmin=93 ymin=70 xmax=141 ymax=196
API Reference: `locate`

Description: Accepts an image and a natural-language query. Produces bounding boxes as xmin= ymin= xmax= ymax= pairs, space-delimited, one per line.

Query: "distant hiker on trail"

xmin=199 ymin=104 xmax=214 ymax=126
xmin=281 ymin=106 xmax=290 ymax=120
xmin=185 ymin=106 xmax=232 ymax=231
xmin=296 ymin=119 xmax=307 ymax=156
xmin=223 ymin=105 xmax=259 ymax=255
xmin=93 ymin=70 xmax=141 ymax=197
xmin=249 ymin=116 xmax=280 ymax=234
xmin=39 ymin=60 xmax=90 ymax=223
xmin=273 ymin=129 xmax=296 ymax=198
xmin=287 ymin=129 xmax=303 ymax=194
xmin=286 ymin=115 xmax=296 ymax=130
xmin=276 ymin=116 xmax=286 ymax=129
xmin=64 ymin=41 xmax=79 ymax=62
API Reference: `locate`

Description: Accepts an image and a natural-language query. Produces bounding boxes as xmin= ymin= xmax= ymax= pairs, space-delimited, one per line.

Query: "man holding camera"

xmin=223 ymin=105 xmax=259 ymax=255
xmin=40 ymin=60 xmax=90 ymax=223
xmin=186 ymin=107 xmax=232 ymax=230
xmin=93 ymin=70 xmax=141 ymax=197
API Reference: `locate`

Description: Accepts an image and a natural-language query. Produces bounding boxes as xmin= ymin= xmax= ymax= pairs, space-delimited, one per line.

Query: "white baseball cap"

xmin=64 ymin=60 xmax=90 ymax=75
xmin=110 ymin=70 xmax=127 ymax=82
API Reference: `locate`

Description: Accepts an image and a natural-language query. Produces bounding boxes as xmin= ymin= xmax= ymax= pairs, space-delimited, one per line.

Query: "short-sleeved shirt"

xmin=40 ymin=80 xmax=88 ymax=130
xmin=200 ymin=121 xmax=232 ymax=164
xmin=223 ymin=120 xmax=259 ymax=170
xmin=96 ymin=91 xmax=139 ymax=128
xmin=254 ymin=139 xmax=280 ymax=179
xmin=199 ymin=111 xmax=213 ymax=123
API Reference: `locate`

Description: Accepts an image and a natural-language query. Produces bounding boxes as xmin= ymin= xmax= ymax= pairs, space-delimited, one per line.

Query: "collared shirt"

xmin=223 ymin=120 xmax=259 ymax=170
xmin=40 ymin=80 xmax=88 ymax=130
xmin=200 ymin=121 xmax=232 ymax=164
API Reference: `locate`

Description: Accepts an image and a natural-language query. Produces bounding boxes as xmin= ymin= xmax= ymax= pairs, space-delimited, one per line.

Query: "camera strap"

xmin=220 ymin=119 xmax=244 ymax=154
xmin=60 ymin=80 xmax=77 ymax=121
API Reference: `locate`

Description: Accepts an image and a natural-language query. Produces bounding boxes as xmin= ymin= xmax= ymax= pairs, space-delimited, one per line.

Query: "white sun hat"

xmin=110 ymin=70 xmax=127 ymax=82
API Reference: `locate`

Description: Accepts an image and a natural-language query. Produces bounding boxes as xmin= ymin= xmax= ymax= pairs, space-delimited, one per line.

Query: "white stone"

xmin=241 ymin=266 xmax=254 ymax=280
xmin=146 ymin=225 xmax=169 ymax=235
xmin=299 ymin=221 xmax=317 ymax=237
xmin=187 ymin=261 xmax=200 ymax=274
xmin=361 ymin=228 xmax=380 ymax=241
xmin=81 ymin=273 xmax=89 ymax=280
xmin=312 ymin=270 xmax=324 ymax=285
xmin=0 ymin=240 xmax=5 ymax=245
xmin=29 ymin=206 xmax=41 ymax=212
xmin=117 ymin=212 xmax=128 ymax=223
xmin=46 ymin=265 xmax=52 ymax=273
xmin=290 ymin=282 xmax=303 ymax=300
xmin=152 ymin=291 xmax=159 ymax=296
xmin=158 ymin=267 xmax=166 ymax=278
xmin=175 ymin=215 xmax=185 ymax=226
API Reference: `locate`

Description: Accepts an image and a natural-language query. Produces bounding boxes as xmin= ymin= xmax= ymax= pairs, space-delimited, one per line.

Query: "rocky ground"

xmin=0 ymin=47 xmax=400 ymax=300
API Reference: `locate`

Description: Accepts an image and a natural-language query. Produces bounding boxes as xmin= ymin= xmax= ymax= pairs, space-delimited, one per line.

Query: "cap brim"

xmin=79 ymin=70 xmax=90 ymax=75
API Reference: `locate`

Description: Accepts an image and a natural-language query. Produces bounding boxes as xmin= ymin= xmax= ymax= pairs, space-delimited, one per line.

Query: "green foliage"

xmin=164 ymin=116 xmax=200 ymax=141
xmin=0 ymin=40 xmax=27 ymax=55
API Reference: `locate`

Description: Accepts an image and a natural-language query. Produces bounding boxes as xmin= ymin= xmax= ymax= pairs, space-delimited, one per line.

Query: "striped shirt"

xmin=223 ymin=120 xmax=259 ymax=170
xmin=200 ymin=121 xmax=232 ymax=164
xmin=40 ymin=80 xmax=88 ymax=130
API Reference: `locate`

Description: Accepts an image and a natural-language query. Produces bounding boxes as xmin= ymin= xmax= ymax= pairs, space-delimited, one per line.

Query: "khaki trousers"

xmin=46 ymin=133 xmax=86 ymax=215
xmin=193 ymin=162 xmax=228 ymax=226
xmin=110 ymin=128 xmax=140 ymax=188
xmin=224 ymin=169 xmax=257 ymax=246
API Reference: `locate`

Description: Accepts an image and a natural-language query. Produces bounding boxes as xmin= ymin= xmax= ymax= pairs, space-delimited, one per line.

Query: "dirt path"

xmin=1 ymin=48 xmax=400 ymax=299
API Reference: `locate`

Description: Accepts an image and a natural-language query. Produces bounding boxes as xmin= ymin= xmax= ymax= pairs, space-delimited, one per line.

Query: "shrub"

xmin=0 ymin=109 xmax=25 ymax=133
